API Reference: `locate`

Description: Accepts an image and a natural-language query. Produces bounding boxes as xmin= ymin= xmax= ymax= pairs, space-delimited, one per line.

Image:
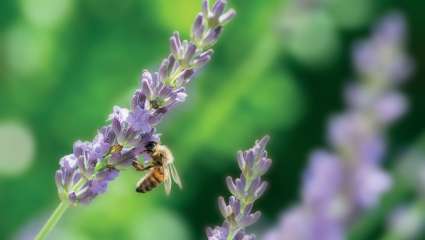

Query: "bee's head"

xmin=144 ymin=141 xmax=158 ymax=153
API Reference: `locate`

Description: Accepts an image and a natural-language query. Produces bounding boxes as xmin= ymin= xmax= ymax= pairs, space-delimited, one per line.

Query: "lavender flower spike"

xmin=54 ymin=0 xmax=236 ymax=206
xmin=264 ymin=12 xmax=413 ymax=240
xmin=207 ymin=136 xmax=272 ymax=240
xmin=37 ymin=1 xmax=236 ymax=239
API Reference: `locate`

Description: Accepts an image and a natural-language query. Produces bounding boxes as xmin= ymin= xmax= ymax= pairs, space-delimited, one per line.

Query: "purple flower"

xmin=69 ymin=167 xmax=119 ymax=204
xmin=127 ymin=107 xmax=152 ymax=133
xmin=109 ymin=148 xmax=137 ymax=168
xmin=138 ymin=70 xmax=187 ymax=113
xmin=373 ymin=92 xmax=408 ymax=124
xmin=109 ymin=107 xmax=131 ymax=141
xmin=353 ymin=12 xmax=413 ymax=83
xmin=206 ymin=224 xmax=229 ymax=240
xmin=263 ymin=12 xmax=412 ymax=240
xmin=302 ymin=150 xmax=343 ymax=207
xmin=353 ymin=164 xmax=392 ymax=208
xmin=207 ymin=136 xmax=271 ymax=240
xmin=55 ymin=154 xmax=80 ymax=199
xmin=54 ymin=0 xmax=235 ymax=205
xmin=202 ymin=0 xmax=236 ymax=28
xmin=75 ymin=143 xmax=98 ymax=177
xmin=264 ymin=207 xmax=344 ymax=240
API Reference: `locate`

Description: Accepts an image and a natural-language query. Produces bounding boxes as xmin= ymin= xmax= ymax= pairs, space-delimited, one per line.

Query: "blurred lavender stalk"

xmin=349 ymin=135 xmax=425 ymax=239
xmin=264 ymin=12 xmax=413 ymax=240
xmin=206 ymin=136 xmax=272 ymax=240
xmin=35 ymin=1 xmax=235 ymax=239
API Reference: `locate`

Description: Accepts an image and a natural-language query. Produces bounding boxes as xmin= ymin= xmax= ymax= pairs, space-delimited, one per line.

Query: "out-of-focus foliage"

xmin=278 ymin=0 xmax=376 ymax=66
xmin=0 ymin=0 xmax=424 ymax=239
xmin=0 ymin=121 xmax=34 ymax=176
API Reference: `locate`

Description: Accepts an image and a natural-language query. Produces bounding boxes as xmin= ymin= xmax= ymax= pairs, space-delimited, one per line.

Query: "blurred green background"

xmin=0 ymin=0 xmax=424 ymax=239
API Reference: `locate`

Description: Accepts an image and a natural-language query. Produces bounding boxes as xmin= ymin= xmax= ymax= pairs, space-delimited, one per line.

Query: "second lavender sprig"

xmin=206 ymin=136 xmax=272 ymax=240
xmin=263 ymin=12 xmax=413 ymax=240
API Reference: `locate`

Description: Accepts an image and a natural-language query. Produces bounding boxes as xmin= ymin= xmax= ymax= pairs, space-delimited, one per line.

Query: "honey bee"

xmin=132 ymin=141 xmax=182 ymax=195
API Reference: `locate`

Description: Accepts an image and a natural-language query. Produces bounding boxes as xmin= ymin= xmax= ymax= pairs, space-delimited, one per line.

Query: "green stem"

xmin=34 ymin=201 xmax=70 ymax=240
xmin=35 ymin=178 xmax=86 ymax=240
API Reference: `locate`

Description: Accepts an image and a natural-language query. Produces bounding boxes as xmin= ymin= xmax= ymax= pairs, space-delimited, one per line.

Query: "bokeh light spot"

xmin=14 ymin=214 xmax=90 ymax=240
xmin=152 ymin=0 xmax=199 ymax=34
xmin=0 ymin=121 xmax=35 ymax=177
xmin=20 ymin=0 xmax=73 ymax=29
xmin=131 ymin=208 xmax=192 ymax=240
xmin=325 ymin=0 xmax=375 ymax=30
xmin=4 ymin=24 xmax=54 ymax=76
xmin=286 ymin=11 xmax=340 ymax=66
xmin=211 ymin=73 xmax=304 ymax=155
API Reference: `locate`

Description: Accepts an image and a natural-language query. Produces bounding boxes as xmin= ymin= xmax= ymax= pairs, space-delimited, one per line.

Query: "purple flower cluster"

xmin=264 ymin=12 xmax=412 ymax=240
xmin=55 ymin=0 xmax=235 ymax=205
xmin=206 ymin=136 xmax=272 ymax=240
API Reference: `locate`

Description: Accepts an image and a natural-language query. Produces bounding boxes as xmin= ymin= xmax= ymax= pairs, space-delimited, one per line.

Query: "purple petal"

xmin=212 ymin=0 xmax=225 ymax=18
xmin=184 ymin=43 xmax=197 ymax=63
xmin=254 ymin=182 xmax=268 ymax=199
xmin=219 ymin=9 xmax=236 ymax=25
xmin=226 ymin=176 xmax=237 ymax=196
xmin=202 ymin=0 xmax=210 ymax=18
xmin=192 ymin=13 xmax=205 ymax=40
xmin=218 ymin=196 xmax=230 ymax=218
xmin=203 ymin=26 xmax=223 ymax=46
xmin=170 ymin=33 xmax=182 ymax=58
xmin=374 ymin=92 xmax=407 ymax=124
xmin=257 ymin=158 xmax=272 ymax=176
xmin=159 ymin=58 xmax=170 ymax=80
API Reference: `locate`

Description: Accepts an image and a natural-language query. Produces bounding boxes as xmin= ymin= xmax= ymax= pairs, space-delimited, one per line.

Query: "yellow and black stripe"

xmin=136 ymin=167 xmax=165 ymax=193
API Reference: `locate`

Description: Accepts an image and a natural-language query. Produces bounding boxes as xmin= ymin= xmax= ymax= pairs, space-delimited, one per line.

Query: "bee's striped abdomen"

xmin=136 ymin=167 xmax=164 ymax=193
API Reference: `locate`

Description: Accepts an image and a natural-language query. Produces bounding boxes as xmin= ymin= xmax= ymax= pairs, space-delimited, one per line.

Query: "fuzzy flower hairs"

xmin=207 ymin=136 xmax=272 ymax=240
xmin=36 ymin=1 xmax=235 ymax=239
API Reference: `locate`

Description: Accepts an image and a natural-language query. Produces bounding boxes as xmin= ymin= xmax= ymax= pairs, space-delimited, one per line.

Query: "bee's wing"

xmin=170 ymin=163 xmax=182 ymax=189
xmin=163 ymin=164 xmax=172 ymax=195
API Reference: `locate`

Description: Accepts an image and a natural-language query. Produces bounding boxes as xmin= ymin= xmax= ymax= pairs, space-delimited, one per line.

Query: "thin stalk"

xmin=34 ymin=201 xmax=70 ymax=240
xmin=35 ymin=178 xmax=86 ymax=240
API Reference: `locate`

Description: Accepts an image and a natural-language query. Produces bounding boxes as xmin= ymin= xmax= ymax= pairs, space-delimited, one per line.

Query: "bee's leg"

xmin=132 ymin=160 xmax=155 ymax=171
